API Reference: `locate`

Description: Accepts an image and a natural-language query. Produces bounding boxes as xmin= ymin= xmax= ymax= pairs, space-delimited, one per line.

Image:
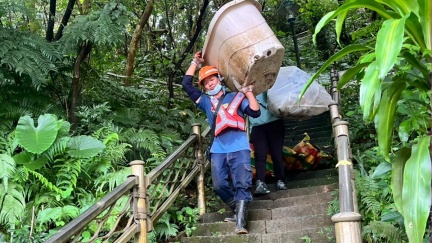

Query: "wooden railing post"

xmin=192 ymin=123 xmax=206 ymax=215
xmin=329 ymin=66 xmax=362 ymax=243
xmin=130 ymin=160 xmax=147 ymax=243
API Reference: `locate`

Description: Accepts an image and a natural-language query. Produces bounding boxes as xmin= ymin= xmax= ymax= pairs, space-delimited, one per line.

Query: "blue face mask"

xmin=206 ymin=84 xmax=222 ymax=96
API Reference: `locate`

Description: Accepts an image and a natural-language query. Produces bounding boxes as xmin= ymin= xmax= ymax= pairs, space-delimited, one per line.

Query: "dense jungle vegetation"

xmin=0 ymin=0 xmax=430 ymax=242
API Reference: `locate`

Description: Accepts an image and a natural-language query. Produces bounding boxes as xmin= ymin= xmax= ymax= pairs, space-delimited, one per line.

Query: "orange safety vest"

xmin=211 ymin=93 xmax=246 ymax=136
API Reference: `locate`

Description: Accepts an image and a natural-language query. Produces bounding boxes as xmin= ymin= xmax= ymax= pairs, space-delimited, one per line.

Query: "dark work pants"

xmin=250 ymin=119 xmax=286 ymax=182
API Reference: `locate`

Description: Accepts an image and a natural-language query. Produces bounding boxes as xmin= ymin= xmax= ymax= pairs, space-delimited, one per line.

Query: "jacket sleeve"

xmin=182 ymin=75 xmax=202 ymax=102
xmin=244 ymin=106 xmax=261 ymax=118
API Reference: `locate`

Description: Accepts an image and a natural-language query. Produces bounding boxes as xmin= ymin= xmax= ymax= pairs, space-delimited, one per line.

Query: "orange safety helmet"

xmin=198 ymin=66 xmax=220 ymax=86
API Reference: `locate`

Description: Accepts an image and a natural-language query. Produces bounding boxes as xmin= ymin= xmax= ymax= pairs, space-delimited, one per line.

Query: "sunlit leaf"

xmin=338 ymin=62 xmax=370 ymax=89
xmin=402 ymin=136 xmax=431 ymax=243
xmin=359 ymin=61 xmax=380 ymax=120
xmin=375 ymin=16 xmax=407 ymax=79
xmin=374 ymin=81 xmax=406 ymax=160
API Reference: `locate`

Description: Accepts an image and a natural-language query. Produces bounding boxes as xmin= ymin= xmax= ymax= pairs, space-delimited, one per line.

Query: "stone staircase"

xmin=182 ymin=168 xmax=339 ymax=243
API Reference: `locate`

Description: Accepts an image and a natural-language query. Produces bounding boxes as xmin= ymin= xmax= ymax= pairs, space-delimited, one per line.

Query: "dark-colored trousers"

xmin=250 ymin=119 xmax=286 ymax=182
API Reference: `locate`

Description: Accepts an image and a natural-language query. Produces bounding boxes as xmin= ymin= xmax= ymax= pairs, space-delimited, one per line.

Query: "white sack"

xmin=267 ymin=66 xmax=334 ymax=120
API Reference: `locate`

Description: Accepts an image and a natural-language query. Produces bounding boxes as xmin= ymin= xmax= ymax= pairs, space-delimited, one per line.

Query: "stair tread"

xmin=202 ymin=202 xmax=330 ymax=223
xmin=182 ymin=227 xmax=334 ymax=243
xmin=193 ymin=214 xmax=332 ymax=236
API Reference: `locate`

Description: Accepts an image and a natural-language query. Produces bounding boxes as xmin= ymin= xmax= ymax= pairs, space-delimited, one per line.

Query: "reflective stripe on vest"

xmin=210 ymin=93 xmax=246 ymax=136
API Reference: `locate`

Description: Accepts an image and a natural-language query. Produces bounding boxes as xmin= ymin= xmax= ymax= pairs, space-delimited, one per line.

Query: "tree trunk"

xmin=69 ymin=43 xmax=92 ymax=130
xmin=166 ymin=0 xmax=209 ymax=108
xmin=46 ymin=0 xmax=56 ymax=41
xmin=54 ymin=0 xmax=76 ymax=41
xmin=125 ymin=0 xmax=154 ymax=85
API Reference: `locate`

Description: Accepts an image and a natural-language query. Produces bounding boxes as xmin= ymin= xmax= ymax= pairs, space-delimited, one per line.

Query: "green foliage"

xmin=37 ymin=205 xmax=80 ymax=228
xmin=58 ymin=2 xmax=130 ymax=56
xmin=15 ymin=114 xmax=60 ymax=154
xmin=0 ymin=183 xmax=25 ymax=227
xmin=0 ymin=28 xmax=60 ymax=89
xmin=148 ymin=212 xmax=179 ymax=242
xmin=363 ymin=221 xmax=407 ymax=243
xmin=176 ymin=206 xmax=199 ymax=236
xmin=307 ymin=0 xmax=431 ymax=241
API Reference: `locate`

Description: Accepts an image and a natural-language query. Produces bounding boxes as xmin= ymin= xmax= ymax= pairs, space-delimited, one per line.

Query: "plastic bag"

xmin=267 ymin=66 xmax=334 ymax=119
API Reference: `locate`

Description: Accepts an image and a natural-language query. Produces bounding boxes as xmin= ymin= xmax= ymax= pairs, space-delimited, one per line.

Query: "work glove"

xmin=238 ymin=84 xmax=254 ymax=94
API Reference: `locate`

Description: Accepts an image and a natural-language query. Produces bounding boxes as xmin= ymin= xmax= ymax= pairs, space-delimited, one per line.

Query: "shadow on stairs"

xmin=182 ymin=169 xmax=338 ymax=243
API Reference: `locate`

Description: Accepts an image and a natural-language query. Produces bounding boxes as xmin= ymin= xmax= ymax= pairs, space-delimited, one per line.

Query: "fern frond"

xmin=0 ymin=183 xmax=26 ymax=226
xmin=363 ymin=221 xmax=406 ymax=242
xmin=43 ymin=136 xmax=70 ymax=162
xmin=94 ymin=167 xmax=131 ymax=193
xmin=54 ymin=158 xmax=81 ymax=190
xmin=0 ymin=154 xmax=16 ymax=189
xmin=26 ymin=169 xmax=62 ymax=194
xmin=37 ymin=205 xmax=80 ymax=227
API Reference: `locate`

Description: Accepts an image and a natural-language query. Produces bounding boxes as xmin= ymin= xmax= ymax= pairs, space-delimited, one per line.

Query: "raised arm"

xmin=182 ymin=52 xmax=205 ymax=102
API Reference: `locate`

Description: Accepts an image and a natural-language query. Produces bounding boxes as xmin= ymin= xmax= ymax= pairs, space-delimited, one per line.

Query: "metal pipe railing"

xmin=329 ymin=66 xmax=362 ymax=242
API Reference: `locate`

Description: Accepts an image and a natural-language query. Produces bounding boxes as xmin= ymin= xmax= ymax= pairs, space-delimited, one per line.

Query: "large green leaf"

xmin=374 ymin=81 xmax=406 ymax=160
xmin=312 ymin=0 xmax=399 ymax=44
xmin=391 ymin=147 xmax=411 ymax=214
xmin=15 ymin=114 xmax=59 ymax=154
xmin=404 ymin=13 xmax=427 ymax=50
xmin=13 ymin=151 xmax=33 ymax=164
xmin=359 ymin=61 xmax=380 ymax=120
xmin=402 ymin=136 xmax=431 ymax=243
xmin=68 ymin=135 xmax=105 ymax=158
xmin=418 ymin=0 xmax=431 ymax=51
xmin=375 ymin=16 xmax=407 ymax=80
xmin=24 ymin=156 xmax=49 ymax=170
xmin=335 ymin=10 xmax=348 ymax=46
xmin=338 ymin=62 xmax=370 ymax=89
xmin=300 ymin=45 xmax=372 ymax=99
xmin=375 ymin=0 xmax=418 ymax=16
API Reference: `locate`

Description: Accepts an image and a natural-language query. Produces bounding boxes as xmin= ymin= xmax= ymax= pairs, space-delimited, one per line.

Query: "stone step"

xmin=192 ymin=214 xmax=332 ymax=237
xmin=202 ymin=202 xmax=330 ymax=223
xmin=284 ymin=177 xmax=338 ymax=189
xmin=182 ymin=227 xmax=334 ymax=243
xmin=286 ymin=168 xmax=338 ymax=181
xmin=248 ymin=192 xmax=334 ymax=211
xmin=253 ymin=183 xmax=337 ymax=201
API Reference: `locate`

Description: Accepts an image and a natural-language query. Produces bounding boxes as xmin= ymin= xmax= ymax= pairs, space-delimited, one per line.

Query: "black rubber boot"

xmin=235 ymin=200 xmax=248 ymax=234
xmin=223 ymin=201 xmax=236 ymax=222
